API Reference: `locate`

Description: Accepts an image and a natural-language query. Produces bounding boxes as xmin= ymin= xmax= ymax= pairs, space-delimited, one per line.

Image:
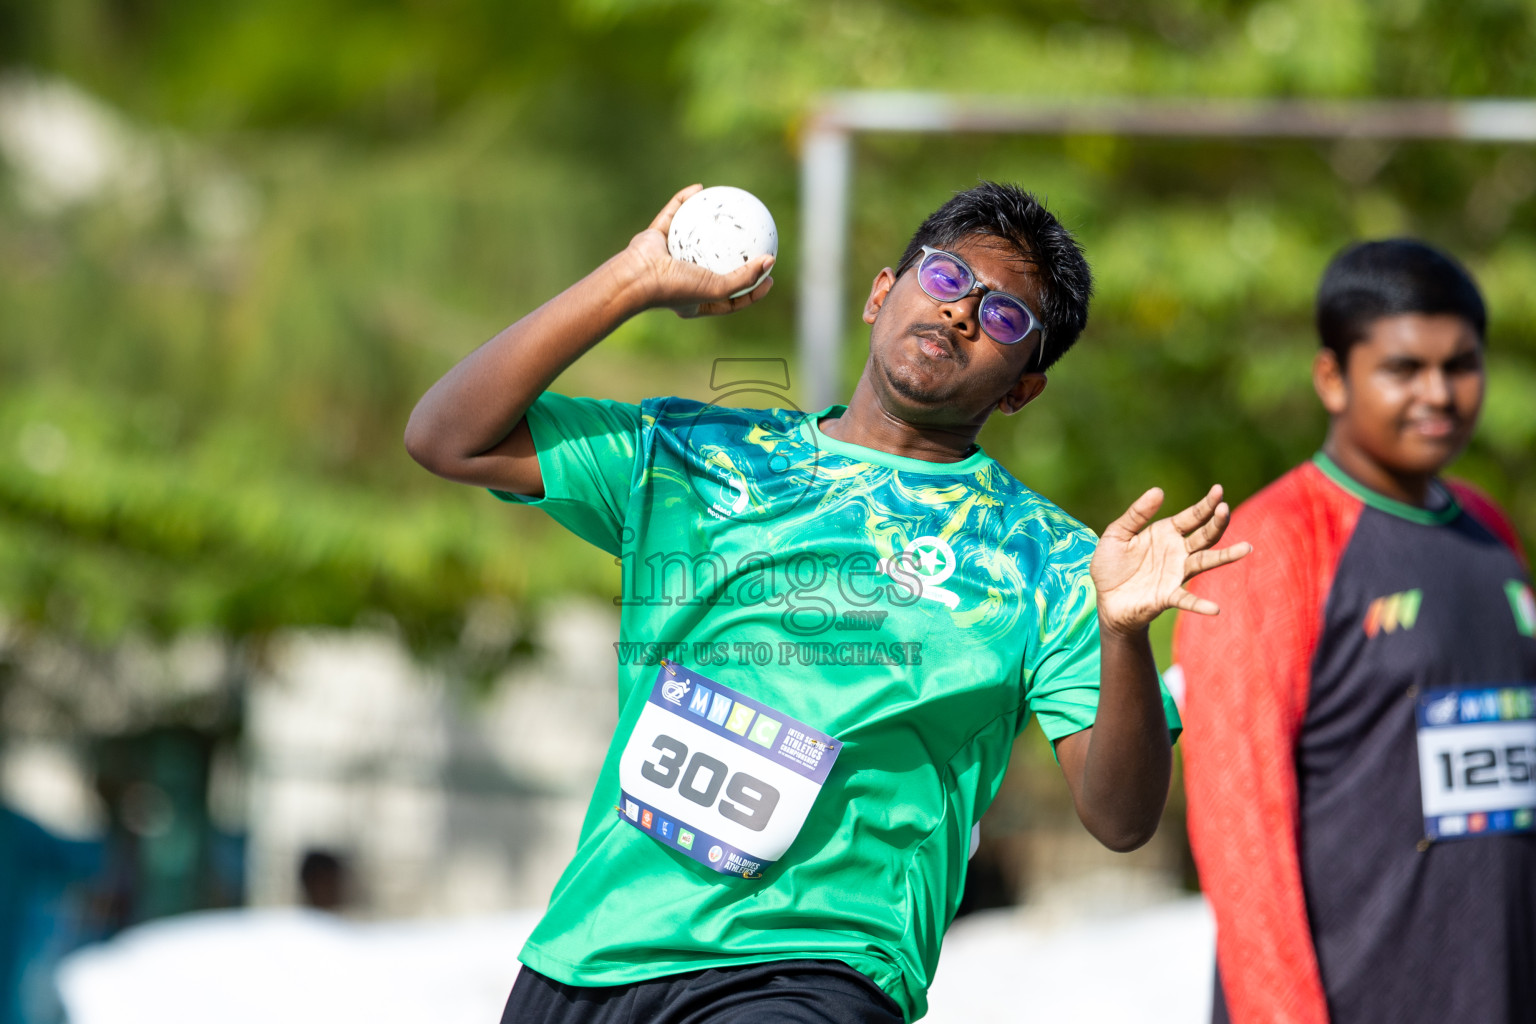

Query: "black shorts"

xmin=500 ymin=960 xmax=906 ymax=1024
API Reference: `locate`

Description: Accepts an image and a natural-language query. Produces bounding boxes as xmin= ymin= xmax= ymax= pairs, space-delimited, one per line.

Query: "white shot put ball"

xmin=667 ymin=186 xmax=778 ymax=298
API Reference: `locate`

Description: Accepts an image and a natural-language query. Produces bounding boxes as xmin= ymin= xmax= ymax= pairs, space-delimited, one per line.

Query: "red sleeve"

xmin=1447 ymin=479 xmax=1527 ymax=568
xmin=1173 ymin=463 xmax=1361 ymax=1024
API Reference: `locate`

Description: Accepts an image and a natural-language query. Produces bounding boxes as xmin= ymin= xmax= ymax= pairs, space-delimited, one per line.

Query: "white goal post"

xmin=797 ymin=93 xmax=1536 ymax=410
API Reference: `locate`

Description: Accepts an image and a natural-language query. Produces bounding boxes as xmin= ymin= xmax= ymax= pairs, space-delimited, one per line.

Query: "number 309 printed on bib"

xmin=617 ymin=663 xmax=841 ymax=878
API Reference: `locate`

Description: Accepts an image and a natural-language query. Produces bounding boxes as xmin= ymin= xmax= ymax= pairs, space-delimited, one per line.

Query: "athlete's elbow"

xmin=1090 ymin=819 xmax=1159 ymax=853
xmin=403 ymin=417 xmax=443 ymax=472
xmin=403 ymin=419 xmax=468 ymax=482
xmin=1078 ymin=802 xmax=1165 ymax=852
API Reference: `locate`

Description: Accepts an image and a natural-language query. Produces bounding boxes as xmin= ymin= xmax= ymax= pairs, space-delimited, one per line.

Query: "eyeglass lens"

xmin=978 ymin=295 xmax=1030 ymax=344
xmin=916 ymin=250 xmax=1034 ymax=345
xmin=916 ymin=251 xmax=972 ymax=301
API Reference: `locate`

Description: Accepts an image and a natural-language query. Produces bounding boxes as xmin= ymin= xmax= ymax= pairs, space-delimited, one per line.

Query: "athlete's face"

xmin=1315 ymin=313 xmax=1485 ymax=479
xmin=860 ymin=233 xmax=1048 ymax=426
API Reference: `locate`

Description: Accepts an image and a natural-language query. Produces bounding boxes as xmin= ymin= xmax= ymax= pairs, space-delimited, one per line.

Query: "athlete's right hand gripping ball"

xmin=667 ymin=186 xmax=778 ymax=298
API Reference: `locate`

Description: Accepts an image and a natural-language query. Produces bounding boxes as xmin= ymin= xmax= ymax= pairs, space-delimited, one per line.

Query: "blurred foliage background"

xmin=2 ymin=0 xmax=1535 ymax=680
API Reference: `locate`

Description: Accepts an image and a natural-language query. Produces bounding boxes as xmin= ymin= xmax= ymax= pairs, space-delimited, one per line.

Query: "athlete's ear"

xmin=1312 ymin=348 xmax=1348 ymax=416
xmin=998 ymin=373 xmax=1047 ymax=415
xmin=863 ymin=268 xmax=897 ymax=325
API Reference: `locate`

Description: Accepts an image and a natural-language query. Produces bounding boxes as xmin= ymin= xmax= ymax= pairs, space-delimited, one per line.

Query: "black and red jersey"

xmin=1174 ymin=454 xmax=1536 ymax=1024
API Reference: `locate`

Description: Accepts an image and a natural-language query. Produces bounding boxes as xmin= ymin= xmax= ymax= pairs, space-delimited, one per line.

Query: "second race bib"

xmin=617 ymin=663 xmax=841 ymax=878
xmin=1416 ymin=685 xmax=1536 ymax=841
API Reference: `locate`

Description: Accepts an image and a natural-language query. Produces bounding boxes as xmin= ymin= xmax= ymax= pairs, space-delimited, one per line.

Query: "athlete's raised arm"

xmin=1055 ymin=485 xmax=1251 ymax=851
xmin=403 ymin=184 xmax=774 ymax=496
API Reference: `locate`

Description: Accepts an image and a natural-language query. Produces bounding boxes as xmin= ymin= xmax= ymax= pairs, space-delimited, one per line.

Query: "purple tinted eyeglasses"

xmin=897 ymin=245 xmax=1044 ymax=348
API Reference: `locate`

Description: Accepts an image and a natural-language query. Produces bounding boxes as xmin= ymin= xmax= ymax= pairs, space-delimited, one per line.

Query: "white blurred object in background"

xmin=57 ymin=909 xmax=536 ymax=1024
xmin=58 ymin=897 xmax=1214 ymax=1024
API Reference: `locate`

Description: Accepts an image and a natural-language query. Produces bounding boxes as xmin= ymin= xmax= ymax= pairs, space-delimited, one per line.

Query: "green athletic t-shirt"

xmin=494 ymin=393 xmax=1181 ymax=1021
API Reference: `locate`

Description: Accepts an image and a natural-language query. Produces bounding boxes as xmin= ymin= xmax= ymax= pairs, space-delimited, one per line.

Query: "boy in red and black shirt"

xmin=1174 ymin=240 xmax=1536 ymax=1024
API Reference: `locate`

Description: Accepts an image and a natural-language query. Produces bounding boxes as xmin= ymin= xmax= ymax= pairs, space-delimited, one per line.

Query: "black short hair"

xmin=1316 ymin=239 xmax=1486 ymax=365
xmin=898 ymin=182 xmax=1092 ymax=372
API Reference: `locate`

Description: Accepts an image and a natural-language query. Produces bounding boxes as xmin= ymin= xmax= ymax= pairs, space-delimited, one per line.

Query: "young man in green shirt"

xmin=406 ymin=181 xmax=1249 ymax=1022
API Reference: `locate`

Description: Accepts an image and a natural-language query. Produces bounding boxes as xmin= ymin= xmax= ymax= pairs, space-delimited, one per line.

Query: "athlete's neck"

xmin=1321 ymin=436 xmax=1439 ymax=508
xmin=822 ymin=385 xmax=982 ymax=463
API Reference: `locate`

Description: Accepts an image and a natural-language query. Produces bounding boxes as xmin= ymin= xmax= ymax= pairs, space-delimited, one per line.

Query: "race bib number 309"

xmin=1416 ymin=685 xmax=1536 ymax=841
xmin=617 ymin=663 xmax=840 ymax=878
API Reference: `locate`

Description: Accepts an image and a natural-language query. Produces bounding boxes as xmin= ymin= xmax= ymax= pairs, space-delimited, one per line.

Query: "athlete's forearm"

xmin=1068 ymin=617 xmax=1172 ymax=851
xmin=403 ymin=251 xmax=652 ymax=486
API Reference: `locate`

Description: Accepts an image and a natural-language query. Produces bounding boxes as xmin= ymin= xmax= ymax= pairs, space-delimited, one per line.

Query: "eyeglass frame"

xmin=894 ymin=245 xmax=1047 ymax=357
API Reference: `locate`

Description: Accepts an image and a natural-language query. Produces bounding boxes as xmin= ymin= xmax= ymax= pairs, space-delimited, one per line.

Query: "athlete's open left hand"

xmin=1090 ymin=484 xmax=1252 ymax=633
